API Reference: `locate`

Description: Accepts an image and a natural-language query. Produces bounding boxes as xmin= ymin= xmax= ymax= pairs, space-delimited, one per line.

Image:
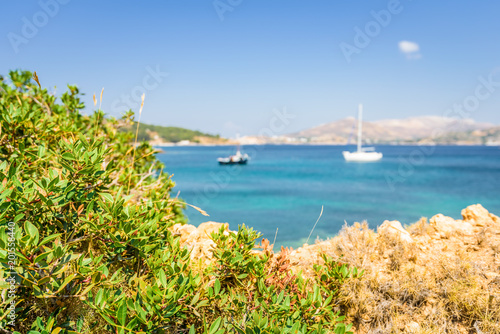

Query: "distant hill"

xmin=123 ymin=123 xmax=225 ymax=144
xmin=423 ymin=126 xmax=500 ymax=145
xmin=290 ymin=116 xmax=496 ymax=144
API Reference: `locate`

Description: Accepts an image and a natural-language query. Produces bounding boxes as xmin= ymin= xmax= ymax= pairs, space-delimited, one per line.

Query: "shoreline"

xmin=152 ymin=142 xmax=500 ymax=148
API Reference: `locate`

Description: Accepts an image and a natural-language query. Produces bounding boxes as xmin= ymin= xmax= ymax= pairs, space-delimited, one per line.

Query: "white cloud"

xmin=399 ymin=40 xmax=419 ymax=53
xmin=398 ymin=40 xmax=422 ymax=59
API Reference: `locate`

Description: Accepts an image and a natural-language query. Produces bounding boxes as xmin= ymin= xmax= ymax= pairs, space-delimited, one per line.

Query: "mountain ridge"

xmin=289 ymin=115 xmax=497 ymax=144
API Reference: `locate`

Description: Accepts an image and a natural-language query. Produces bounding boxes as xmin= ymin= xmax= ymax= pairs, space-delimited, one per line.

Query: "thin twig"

xmin=306 ymin=205 xmax=324 ymax=245
xmin=135 ymin=163 xmax=156 ymax=188
xmin=31 ymin=96 xmax=51 ymax=116
xmin=127 ymin=93 xmax=145 ymax=193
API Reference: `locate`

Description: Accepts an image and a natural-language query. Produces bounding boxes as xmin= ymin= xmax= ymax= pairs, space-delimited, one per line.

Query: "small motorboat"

xmin=218 ymin=146 xmax=249 ymax=165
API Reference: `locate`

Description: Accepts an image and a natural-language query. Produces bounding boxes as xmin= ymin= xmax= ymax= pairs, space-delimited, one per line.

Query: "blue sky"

xmin=1 ymin=0 xmax=500 ymax=137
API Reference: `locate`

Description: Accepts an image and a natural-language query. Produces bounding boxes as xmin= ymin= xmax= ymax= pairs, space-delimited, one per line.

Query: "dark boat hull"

xmin=218 ymin=159 xmax=248 ymax=165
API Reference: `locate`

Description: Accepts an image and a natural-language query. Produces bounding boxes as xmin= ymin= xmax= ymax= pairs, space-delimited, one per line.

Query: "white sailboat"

xmin=342 ymin=104 xmax=383 ymax=162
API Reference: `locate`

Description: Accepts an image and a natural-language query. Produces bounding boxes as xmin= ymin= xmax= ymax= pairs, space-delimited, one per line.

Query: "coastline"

xmin=152 ymin=141 xmax=500 ymax=147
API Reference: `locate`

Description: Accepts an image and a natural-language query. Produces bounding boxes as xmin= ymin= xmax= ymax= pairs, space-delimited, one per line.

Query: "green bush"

xmin=0 ymin=70 xmax=358 ymax=334
xmin=123 ymin=123 xmax=219 ymax=143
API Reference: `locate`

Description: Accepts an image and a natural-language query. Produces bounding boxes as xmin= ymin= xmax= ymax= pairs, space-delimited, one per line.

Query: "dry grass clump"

xmin=289 ymin=207 xmax=500 ymax=333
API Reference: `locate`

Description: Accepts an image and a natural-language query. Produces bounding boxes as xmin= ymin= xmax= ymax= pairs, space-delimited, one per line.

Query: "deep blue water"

xmin=156 ymin=145 xmax=500 ymax=249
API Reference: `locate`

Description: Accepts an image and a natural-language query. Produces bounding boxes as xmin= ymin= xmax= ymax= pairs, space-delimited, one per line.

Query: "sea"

xmin=156 ymin=145 xmax=500 ymax=249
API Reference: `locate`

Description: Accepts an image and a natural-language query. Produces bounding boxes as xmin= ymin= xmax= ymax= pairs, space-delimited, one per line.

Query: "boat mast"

xmin=357 ymin=104 xmax=362 ymax=152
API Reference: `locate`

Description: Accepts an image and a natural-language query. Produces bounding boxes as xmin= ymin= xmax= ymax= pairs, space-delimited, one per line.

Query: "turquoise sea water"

xmin=156 ymin=145 xmax=500 ymax=249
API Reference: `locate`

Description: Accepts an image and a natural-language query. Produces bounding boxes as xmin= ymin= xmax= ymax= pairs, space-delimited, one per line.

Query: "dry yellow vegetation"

xmin=288 ymin=204 xmax=500 ymax=333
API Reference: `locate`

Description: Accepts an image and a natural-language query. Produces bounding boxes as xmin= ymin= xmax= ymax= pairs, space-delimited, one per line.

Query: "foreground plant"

xmin=0 ymin=70 xmax=358 ymax=334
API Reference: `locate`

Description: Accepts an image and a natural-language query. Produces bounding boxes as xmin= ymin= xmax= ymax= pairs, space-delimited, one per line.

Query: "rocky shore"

xmin=172 ymin=204 xmax=500 ymax=333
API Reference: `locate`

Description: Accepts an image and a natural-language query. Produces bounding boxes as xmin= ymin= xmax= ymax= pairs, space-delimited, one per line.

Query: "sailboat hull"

xmin=342 ymin=151 xmax=383 ymax=162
